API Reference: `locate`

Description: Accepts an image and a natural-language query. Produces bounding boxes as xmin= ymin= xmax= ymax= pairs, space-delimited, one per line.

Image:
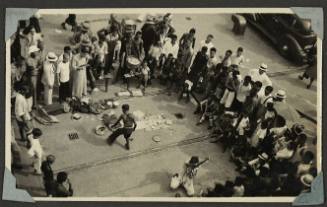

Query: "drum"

xmin=126 ymin=56 xmax=141 ymax=70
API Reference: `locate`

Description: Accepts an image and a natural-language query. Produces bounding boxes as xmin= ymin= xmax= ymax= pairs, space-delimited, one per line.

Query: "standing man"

xmin=41 ymin=155 xmax=56 ymax=196
xmin=177 ymin=39 xmax=194 ymax=75
xmin=41 ymin=52 xmax=58 ymax=105
xmin=249 ymin=63 xmax=272 ymax=90
xmin=188 ymin=46 xmax=208 ymax=89
xmin=27 ymin=128 xmax=44 ymax=174
xmin=107 ymin=104 xmax=137 ymax=150
xmin=57 ymin=53 xmax=71 ymax=102
xmin=231 ymin=47 xmax=245 ymax=69
xmin=200 ymin=34 xmax=214 ymax=56
xmin=26 ymin=45 xmax=42 ymax=107
xmin=14 ymin=84 xmax=32 ymax=142
xmin=179 ymin=28 xmax=196 ymax=49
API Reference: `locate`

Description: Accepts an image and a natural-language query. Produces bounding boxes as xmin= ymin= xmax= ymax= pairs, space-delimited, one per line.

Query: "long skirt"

xmin=72 ymin=69 xmax=87 ymax=98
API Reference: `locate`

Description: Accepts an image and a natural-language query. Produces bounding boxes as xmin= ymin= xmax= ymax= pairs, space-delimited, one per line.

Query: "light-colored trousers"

xmin=220 ymin=89 xmax=235 ymax=108
xmin=44 ymin=85 xmax=53 ymax=105
xmin=170 ymin=174 xmax=195 ymax=196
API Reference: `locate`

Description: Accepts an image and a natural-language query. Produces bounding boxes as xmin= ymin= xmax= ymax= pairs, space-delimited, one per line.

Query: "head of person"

xmin=232 ymin=70 xmax=240 ymax=79
xmin=167 ymin=53 xmax=174 ymax=60
xmin=264 ymin=85 xmax=273 ymax=96
xmin=275 ymin=90 xmax=286 ymax=102
xmin=57 ymin=171 xmax=68 ymax=184
xmin=46 ymin=155 xmax=56 ymax=164
xmin=244 ymin=75 xmax=252 ymax=85
xmin=234 ymin=176 xmax=244 ymax=186
xmin=171 ymin=34 xmax=177 ymax=44
xmin=122 ymin=104 xmax=130 ymax=114
xmin=64 ymin=46 xmax=71 ymax=54
xmin=254 ymin=81 xmax=263 ymax=92
xmin=206 ymin=34 xmax=214 ymax=43
xmin=28 ymin=46 xmax=40 ymax=58
xmin=141 ymin=60 xmax=148 ymax=67
xmin=210 ymin=47 xmax=217 ymax=58
xmin=225 ymin=50 xmax=233 ymax=58
xmin=134 ymin=31 xmax=141 ymax=39
xmin=297 ymin=133 xmax=307 ymax=147
xmin=46 ymin=52 xmax=58 ymax=63
xmin=259 ymin=63 xmax=268 ymax=75
xmin=80 ymin=47 xmax=89 ymax=57
xmin=32 ymin=128 xmax=43 ymax=139
xmin=302 ymin=151 xmax=314 ymax=164
xmin=189 ymin=28 xmax=196 ymax=36
xmin=201 ymin=46 xmax=208 ymax=55
xmin=237 ymin=47 xmax=244 ymax=57
xmin=189 ymin=156 xmax=199 ymax=166
xmin=62 ymin=53 xmax=69 ymax=63
xmin=30 ymin=26 xmax=36 ymax=35
xmin=91 ymin=36 xmax=98 ymax=43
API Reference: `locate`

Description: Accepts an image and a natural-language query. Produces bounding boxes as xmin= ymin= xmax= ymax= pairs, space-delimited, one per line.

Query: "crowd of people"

xmin=10 ymin=13 xmax=317 ymax=197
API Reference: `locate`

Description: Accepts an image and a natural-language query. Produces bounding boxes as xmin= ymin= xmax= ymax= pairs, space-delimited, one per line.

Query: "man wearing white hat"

xmin=273 ymin=89 xmax=301 ymax=124
xmin=249 ymin=63 xmax=272 ymax=89
xmin=26 ymin=45 xmax=43 ymax=106
xmin=42 ymin=52 xmax=58 ymax=105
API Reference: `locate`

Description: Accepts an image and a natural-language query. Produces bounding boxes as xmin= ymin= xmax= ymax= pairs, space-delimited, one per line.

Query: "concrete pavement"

xmin=13 ymin=13 xmax=318 ymax=197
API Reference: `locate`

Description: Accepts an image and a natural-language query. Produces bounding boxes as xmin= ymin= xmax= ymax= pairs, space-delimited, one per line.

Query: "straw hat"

xmin=259 ymin=63 xmax=268 ymax=71
xmin=275 ymin=89 xmax=287 ymax=99
xmin=300 ymin=174 xmax=314 ymax=187
xmin=28 ymin=45 xmax=40 ymax=54
xmin=46 ymin=52 xmax=58 ymax=62
xmin=81 ymin=22 xmax=90 ymax=31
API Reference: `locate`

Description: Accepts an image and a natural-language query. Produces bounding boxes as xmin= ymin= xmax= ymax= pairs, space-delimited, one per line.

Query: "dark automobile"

xmin=242 ymin=13 xmax=317 ymax=64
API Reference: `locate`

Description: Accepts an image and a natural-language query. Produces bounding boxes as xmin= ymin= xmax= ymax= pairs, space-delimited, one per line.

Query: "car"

xmin=242 ymin=13 xmax=317 ymax=64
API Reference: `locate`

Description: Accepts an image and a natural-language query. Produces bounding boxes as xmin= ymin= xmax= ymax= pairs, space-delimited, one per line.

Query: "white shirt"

xmin=162 ymin=39 xmax=179 ymax=58
xmin=57 ymin=61 xmax=71 ymax=83
xmin=236 ymin=83 xmax=252 ymax=103
xmin=95 ymin=42 xmax=108 ymax=59
xmin=249 ymin=69 xmax=272 ymax=87
xmin=231 ymin=54 xmax=245 ymax=66
xmin=15 ymin=93 xmax=31 ymax=121
xmin=58 ymin=52 xmax=73 ymax=64
xmin=258 ymin=90 xmax=273 ymax=106
xmin=141 ymin=66 xmax=150 ymax=76
xmin=200 ymin=40 xmax=214 ymax=56
xmin=41 ymin=61 xmax=57 ymax=86
xmin=207 ymin=56 xmax=219 ymax=69
xmin=27 ymin=135 xmax=43 ymax=158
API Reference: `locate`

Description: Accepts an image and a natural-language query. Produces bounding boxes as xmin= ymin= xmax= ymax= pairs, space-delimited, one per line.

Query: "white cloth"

xmin=44 ymin=85 xmax=53 ymax=105
xmin=162 ymin=39 xmax=179 ymax=58
xmin=231 ymin=54 xmax=245 ymax=66
xmin=207 ymin=56 xmax=219 ymax=70
xmin=27 ymin=135 xmax=43 ymax=173
xmin=220 ymin=89 xmax=235 ymax=108
xmin=27 ymin=33 xmax=43 ymax=47
xmin=237 ymin=116 xmax=249 ymax=136
xmin=149 ymin=45 xmax=162 ymax=60
xmin=141 ymin=66 xmax=150 ymax=76
xmin=15 ymin=93 xmax=31 ymax=121
xmin=72 ymin=54 xmax=88 ymax=98
xmin=275 ymin=148 xmax=294 ymax=160
xmin=200 ymin=40 xmax=214 ymax=56
xmin=251 ymin=123 xmax=267 ymax=147
xmin=249 ymin=69 xmax=272 ymax=87
xmin=170 ymin=161 xmax=198 ymax=196
xmin=236 ymin=83 xmax=252 ymax=103
xmin=57 ymin=61 xmax=71 ymax=83
xmin=94 ymin=41 xmax=108 ymax=62
xmin=42 ymin=61 xmax=56 ymax=87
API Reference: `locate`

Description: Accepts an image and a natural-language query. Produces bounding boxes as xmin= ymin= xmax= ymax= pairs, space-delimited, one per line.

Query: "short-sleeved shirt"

xmin=15 ymin=93 xmax=30 ymax=121
xmin=57 ymin=61 xmax=70 ymax=83
xmin=231 ymin=55 xmax=245 ymax=66
xmin=236 ymin=82 xmax=252 ymax=103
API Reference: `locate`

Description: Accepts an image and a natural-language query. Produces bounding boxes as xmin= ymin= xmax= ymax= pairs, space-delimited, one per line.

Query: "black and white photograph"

xmin=6 ymin=8 xmax=321 ymax=201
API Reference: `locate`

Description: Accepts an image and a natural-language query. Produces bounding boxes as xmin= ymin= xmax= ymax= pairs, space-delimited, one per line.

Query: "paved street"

xmin=13 ymin=13 xmax=318 ymax=197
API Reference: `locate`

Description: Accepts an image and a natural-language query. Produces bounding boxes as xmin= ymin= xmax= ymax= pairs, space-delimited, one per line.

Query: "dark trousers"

xmin=87 ymin=68 xmax=96 ymax=90
xmin=44 ymin=180 xmax=55 ymax=196
xmin=59 ymin=81 xmax=71 ymax=102
xmin=16 ymin=119 xmax=27 ymax=141
xmin=107 ymin=128 xmax=133 ymax=145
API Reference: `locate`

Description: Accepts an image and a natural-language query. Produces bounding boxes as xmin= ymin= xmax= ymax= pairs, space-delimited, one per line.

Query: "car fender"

xmin=282 ymin=34 xmax=307 ymax=61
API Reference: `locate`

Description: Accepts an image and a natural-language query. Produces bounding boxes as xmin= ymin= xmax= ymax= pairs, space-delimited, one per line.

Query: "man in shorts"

xmin=107 ymin=104 xmax=137 ymax=150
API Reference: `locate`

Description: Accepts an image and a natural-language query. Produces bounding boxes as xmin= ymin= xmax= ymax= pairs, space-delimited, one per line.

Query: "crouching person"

xmin=170 ymin=156 xmax=209 ymax=196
